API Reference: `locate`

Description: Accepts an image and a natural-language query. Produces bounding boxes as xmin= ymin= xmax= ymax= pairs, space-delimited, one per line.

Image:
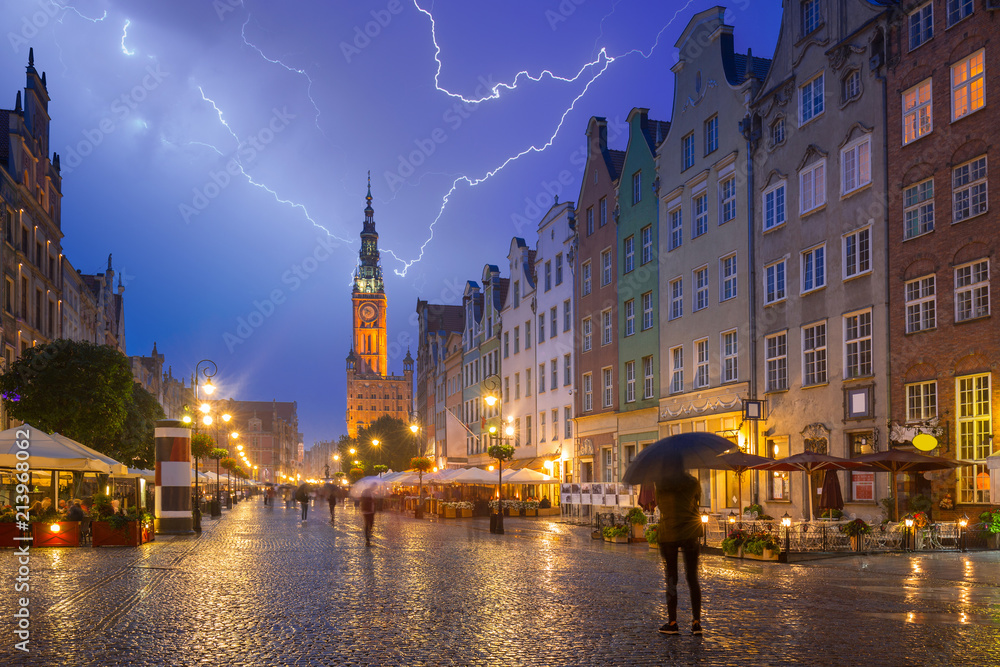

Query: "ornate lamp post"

xmin=700 ymin=511 xmax=709 ymax=547
xmin=482 ymin=373 xmax=514 ymax=535
xmin=781 ymin=512 xmax=792 ymax=559
xmin=185 ymin=359 xmax=220 ymax=532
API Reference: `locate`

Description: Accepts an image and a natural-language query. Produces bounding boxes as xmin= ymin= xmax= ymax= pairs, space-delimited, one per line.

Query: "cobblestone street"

xmin=2 ymin=500 xmax=999 ymax=666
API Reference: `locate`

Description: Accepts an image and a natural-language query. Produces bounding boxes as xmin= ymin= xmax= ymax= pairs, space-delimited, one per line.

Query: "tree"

xmin=488 ymin=443 xmax=515 ymax=534
xmin=0 ymin=339 xmax=134 ymax=451
xmin=411 ymin=456 xmax=433 ymax=519
xmin=108 ymin=383 xmax=165 ymax=468
xmin=353 ymin=415 xmax=416 ymax=472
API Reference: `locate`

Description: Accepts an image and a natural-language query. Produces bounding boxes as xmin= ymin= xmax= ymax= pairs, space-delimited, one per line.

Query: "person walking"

xmin=295 ymin=483 xmax=310 ymax=522
xmin=656 ymin=454 xmax=703 ymax=637
xmin=326 ymin=485 xmax=338 ymax=523
xmin=360 ymin=487 xmax=375 ymax=546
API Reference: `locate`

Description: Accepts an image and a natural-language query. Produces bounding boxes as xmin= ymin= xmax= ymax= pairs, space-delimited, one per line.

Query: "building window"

xmin=770 ymin=117 xmax=785 ymax=147
xmin=643 ymin=355 xmax=654 ymax=399
xmin=682 ymin=133 xmax=695 ymax=170
xmin=505 ymin=377 xmax=510 ymax=404
xmin=582 ymin=261 xmax=592 ymax=296
xmin=802 ymin=244 xmax=826 ymax=293
xmin=623 ymin=235 xmax=635 ymax=273
xmin=526 ymin=321 xmax=532 ymax=348
xmin=555 ymin=253 xmax=563 ymax=286
xmin=763 ymin=182 xmax=786 ymax=230
xmin=765 ymin=260 xmax=786 ymax=305
xmin=586 ymin=206 xmax=594 ymax=235
xmin=526 ymin=416 xmax=532 ymax=446
xmin=720 ymin=254 xmax=737 ymax=301
xmin=905 ymin=275 xmax=936 ymax=333
xmin=583 ymin=372 xmax=593 ymax=412
xmin=766 ymin=332 xmax=788 ymax=391
xmin=842 ymin=70 xmax=860 ymax=102
xmin=514 ymin=327 xmax=520 ymax=354
xmin=640 ymin=225 xmax=653 ymax=264
xmin=953 ymin=156 xmax=987 ymax=223
xmin=693 ymin=193 xmax=708 ymax=238
xmin=602 ymin=367 xmax=613 ymax=408
xmin=947 ymin=0 xmax=973 ymax=28
xmin=767 ymin=438 xmax=790 ymax=500
xmin=694 ymin=266 xmax=709 ymax=311
xmin=909 ymin=3 xmax=933 ymax=50
xmin=4 ymin=277 xmax=12 ymax=314
xmin=603 ymin=448 xmax=613 ymax=482
xmin=504 ymin=332 xmax=510 ymax=358
xmin=843 ymin=227 xmax=871 ymax=279
xmin=601 ymin=249 xmax=612 ymax=286
xmin=550 ymin=307 xmax=557 ymax=338
xmin=955 ymin=259 xmax=990 ymax=321
xmin=800 ymin=160 xmax=826 ymax=213
xmin=801 ymin=0 xmax=820 ymax=34
xmin=625 ymin=360 xmax=636 ymax=402
xmin=514 ymin=373 xmax=520 ymax=400
xmin=956 ymin=373 xmax=990 ymax=504
xmin=844 ymin=310 xmax=873 ymax=378
xmin=564 ymin=354 xmax=571 ymax=386
xmin=563 ymin=299 xmax=571 ymax=332
xmin=539 ymin=364 xmax=546 ymax=393
xmin=582 ymin=317 xmax=592 ymax=352
xmin=513 ymin=281 xmax=520 ymax=307
xmin=704 ymin=115 xmax=718 ymax=154
xmin=669 ymin=280 xmax=682 ymax=320
xmin=565 ymin=406 xmax=573 ymax=439
xmin=641 ymin=291 xmax=654 ymax=330
xmin=624 ymin=299 xmax=635 ymax=336
xmin=526 ymin=368 xmax=532 ymax=397
xmin=802 ymin=322 xmax=827 ymax=386
xmin=695 ymin=339 xmax=709 ymax=388
xmin=602 ymin=309 xmax=613 ymax=345
xmin=539 ymin=412 xmax=546 ymax=442
xmin=669 ymin=207 xmax=683 ymax=250
xmin=904 ymin=179 xmax=934 ymax=239
xmin=670 ymin=346 xmax=684 ymax=393
xmin=544 ymin=261 xmax=552 ymax=292
xmin=841 ymin=136 xmax=871 ymax=195
xmin=952 ymin=49 xmax=984 ymax=121
xmin=720 ymin=176 xmax=736 ymax=224
xmin=906 ymin=381 xmax=937 ymax=421
xmin=600 ymin=197 xmax=607 ymax=226
xmin=722 ymin=330 xmax=738 ymax=383
xmin=551 ymin=359 xmax=558 ymax=392
xmin=538 ymin=314 xmax=545 ymax=343
xmin=799 ymin=73 xmax=824 ymax=125
xmin=903 ymin=79 xmax=932 ymax=144
xmin=632 ymin=171 xmax=642 ymax=205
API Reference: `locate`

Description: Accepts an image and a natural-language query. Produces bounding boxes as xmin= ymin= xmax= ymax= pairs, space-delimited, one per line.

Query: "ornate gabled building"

xmin=345 ymin=175 xmax=413 ymax=438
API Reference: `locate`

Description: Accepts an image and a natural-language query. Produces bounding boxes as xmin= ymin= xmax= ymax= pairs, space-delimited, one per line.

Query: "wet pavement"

xmin=1 ymin=500 xmax=998 ymax=666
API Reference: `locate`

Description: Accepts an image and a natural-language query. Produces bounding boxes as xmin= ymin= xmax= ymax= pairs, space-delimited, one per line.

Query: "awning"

xmin=507 ymin=457 xmax=555 ymax=471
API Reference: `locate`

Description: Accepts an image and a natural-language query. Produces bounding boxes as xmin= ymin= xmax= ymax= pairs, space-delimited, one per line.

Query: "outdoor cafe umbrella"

xmin=504 ymin=468 xmax=553 ymax=484
xmin=751 ymin=452 xmax=862 ymax=520
xmin=622 ymin=432 xmax=735 ymax=486
xmin=851 ymin=449 xmax=968 ymax=521
xmin=701 ymin=451 xmax=776 ymax=515
xmin=818 ymin=470 xmax=845 ymax=514
xmin=637 ymin=485 xmax=656 ymax=512
xmin=0 ymin=423 xmax=118 ymax=473
xmin=350 ymin=476 xmax=386 ymax=499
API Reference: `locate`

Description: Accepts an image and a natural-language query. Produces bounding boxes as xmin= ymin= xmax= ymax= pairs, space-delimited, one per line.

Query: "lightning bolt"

xmin=53 ymin=2 xmax=107 ymax=23
xmin=121 ymin=19 xmax=135 ymax=56
xmin=386 ymin=0 xmax=696 ymax=276
xmin=196 ymin=87 xmax=351 ymax=246
xmin=240 ymin=17 xmax=326 ymax=136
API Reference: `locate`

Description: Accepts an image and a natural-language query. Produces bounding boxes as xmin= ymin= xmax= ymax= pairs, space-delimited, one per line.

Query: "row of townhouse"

xmin=416 ymin=0 xmax=999 ymax=520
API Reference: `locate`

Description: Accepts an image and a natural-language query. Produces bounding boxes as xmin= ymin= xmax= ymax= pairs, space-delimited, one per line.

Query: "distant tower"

xmin=351 ymin=173 xmax=387 ymax=376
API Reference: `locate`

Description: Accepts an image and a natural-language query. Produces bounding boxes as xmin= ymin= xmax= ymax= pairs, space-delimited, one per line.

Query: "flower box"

xmin=724 ymin=546 xmax=743 ymax=558
xmin=0 ymin=522 xmax=23 ymax=547
xmin=649 ymin=541 xmax=659 ymax=549
xmin=524 ymin=509 xmax=537 ymax=517
xmin=32 ymin=521 xmax=80 ymax=548
xmin=604 ymin=534 xmax=630 ymax=544
xmin=93 ymin=520 xmax=144 ymax=547
xmin=537 ymin=507 xmax=560 ymax=517
xmin=460 ymin=508 xmax=472 ymax=518
xmin=744 ymin=549 xmax=779 ymax=561
xmin=443 ymin=507 xmax=457 ymax=519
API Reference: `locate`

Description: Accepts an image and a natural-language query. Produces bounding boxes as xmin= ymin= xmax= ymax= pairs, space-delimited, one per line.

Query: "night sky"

xmin=1 ymin=0 xmax=781 ymax=445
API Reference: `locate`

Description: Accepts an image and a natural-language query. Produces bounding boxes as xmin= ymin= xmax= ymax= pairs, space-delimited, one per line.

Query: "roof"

xmin=646 ymin=120 xmax=671 ymax=149
xmin=607 ymin=149 xmax=625 ymax=181
xmin=729 ymin=52 xmax=772 ymax=86
xmin=493 ymin=277 xmax=509 ymax=312
xmin=0 ymin=110 xmax=9 ymax=169
xmin=524 ymin=250 xmax=537 ymax=288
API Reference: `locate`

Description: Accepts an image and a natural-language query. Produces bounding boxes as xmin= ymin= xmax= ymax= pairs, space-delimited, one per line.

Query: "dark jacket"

xmin=66 ymin=505 xmax=85 ymax=521
xmin=656 ymin=474 xmax=702 ymax=543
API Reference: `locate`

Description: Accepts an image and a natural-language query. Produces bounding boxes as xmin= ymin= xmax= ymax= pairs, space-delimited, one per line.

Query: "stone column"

xmin=154 ymin=419 xmax=193 ymax=534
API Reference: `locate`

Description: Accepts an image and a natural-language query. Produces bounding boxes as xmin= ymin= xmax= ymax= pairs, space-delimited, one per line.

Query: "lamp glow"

xmin=50 ymin=523 xmax=60 ymax=532
xmin=222 ymin=413 xmax=232 ymax=423
xmin=199 ymin=403 xmax=211 ymax=414
xmin=203 ymin=415 xmax=213 ymax=426
xmin=182 ymin=415 xmax=192 ymax=424
xmin=203 ymin=379 xmax=215 ymax=395
xmin=484 ymin=395 xmax=497 ymax=407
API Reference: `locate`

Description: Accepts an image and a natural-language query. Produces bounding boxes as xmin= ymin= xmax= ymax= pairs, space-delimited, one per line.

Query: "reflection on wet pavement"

xmin=1 ymin=500 xmax=999 ymax=666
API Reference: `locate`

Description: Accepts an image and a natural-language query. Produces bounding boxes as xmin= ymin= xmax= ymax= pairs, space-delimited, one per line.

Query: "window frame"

xmin=720 ymin=175 xmax=736 ymax=224
xmin=765 ymin=332 xmax=788 ymax=392
xmin=601 ymin=308 xmax=613 ymax=346
xmin=720 ymin=253 xmax=737 ymax=301
xmin=682 ymin=133 xmax=695 ymax=170
xmin=695 ymin=338 xmax=709 ymax=389
xmin=641 ymin=291 xmax=654 ymax=330
xmin=952 ymin=155 xmax=988 ymax=223
xmin=802 ymin=321 xmax=827 ymax=387
xmin=722 ymin=329 xmax=738 ymax=383
xmin=841 ymin=136 xmax=871 ymax=196
xmin=844 ymin=309 xmax=873 ymax=379
xmin=799 ymin=72 xmax=825 ymax=126
xmin=905 ymin=380 xmax=937 ymax=422
xmin=905 ymin=274 xmax=936 ymax=333
xmin=643 ymin=355 xmax=654 ymax=399
xmin=582 ymin=317 xmax=592 ymax=352
xmin=602 ymin=366 xmax=614 ymax=408
xmin=623 ymin=235 xmax=635 ymax=273
xmin=954 ymin=259 xmax=990 ymax=322
xmin=669 ymin=279 xmax=682 ymax=321
xmin=799 ymin=159 xmax=827 ymax=214
xmin=843 ymin=225 xmax=871 ymax=280
xmin=632 ymin=171 xmax=642 ymax=205
xmin=581 ymin=260 xmax=592 ymax=296
xmin=705 ymin=115 xmax=718 ymax=155
xmin=951 ymin=49 xmax=985 ymax=122
xmin=801 ymin=243 xmax=826 ymax=294
xmin=668 ymin=206 xmax=683 ymax=250
xmin=764 ymin=259 xmax=786 ymax=305
xmin=669 ymin=345 xmax=684 ymax=394
xmin=640 ymin=225 xmax=653 ymax=264
xmin=583 ymin=372 xmax=594 ymax=412
xmin=624 ymin=298 xmax=635 ymax=337
xmin=625 ymin=360 xmax=636 ymax=403
xmin=694 ymin=265 xmax=709 ymax=312
xmin=946 ymin=0 xmax=973 ymax=29
xmin=904 ymin=178 xmax=935 ymax=239
xmin=693 ymin=192 xmax=708 ymax=238
xmin=908 ymin=2 xmax=933 ymax=51
xmin=763 ymin=181 xmax=787 ymax=231
xmin=601 ymin=249 xmax=613 ymax=286
xmin=902 ymin=79 xmax=933 ymax=145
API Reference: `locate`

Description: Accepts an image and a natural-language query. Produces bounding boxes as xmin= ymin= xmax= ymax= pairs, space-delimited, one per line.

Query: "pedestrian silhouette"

xmin=360 ymin=487 xmax=375 ymax=546
xmin=656 ymin=453 xmax=703 ymax=636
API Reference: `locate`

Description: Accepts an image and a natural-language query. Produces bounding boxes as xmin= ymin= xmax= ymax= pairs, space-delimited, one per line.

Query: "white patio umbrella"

xmin=48 ymin=432 xmax=128 ymax=475
xmin=504 ymin=468 xmax=554 ymax=484
xmin=450 ymin=467 xmax=499 ymax=484
xmin=0 ymin=423 xmax=118 ymax=473
xmin=350 ymin=475 xmax=388 ymax=499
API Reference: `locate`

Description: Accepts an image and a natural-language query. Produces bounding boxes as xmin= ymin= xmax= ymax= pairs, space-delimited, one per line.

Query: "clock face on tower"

xmin=359 ymin=303 xmax=378 ymax=323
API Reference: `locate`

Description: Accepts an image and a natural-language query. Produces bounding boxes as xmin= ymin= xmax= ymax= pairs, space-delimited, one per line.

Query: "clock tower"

xmin=352 ymin=173 xmax=387 ymax=376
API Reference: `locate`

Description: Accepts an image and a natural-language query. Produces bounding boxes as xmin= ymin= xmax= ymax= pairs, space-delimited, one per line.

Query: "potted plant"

xmin=0 ymin=505 xmax=21 ymax=548
xmin=523 ymin=500 xmax=539 ymax=517
xmin=31 ymin=515 xmax=80 ymax=547
xmin=743 ymin=532 xmax=779 ymax=560
xmin=721 ymin=528 xmax=747 ymax=557
xmin=602 ymin=525 xmax=630 ymax=544
xmin=980 ymin=509 xmax=1000 ymax=549
xmin=457 ymin=501 xmax=473 ymax=518
xmin=645 ymin=524 xmax=659 ymax=549
xmin=625 ymin=507 xmax=648 ymax=540
xmin=841 ymin=518 xmax=872 ymax=550
xmin=442 ymin=501 xmax=457 ymax=519
xmin=91 ymin=494 xmax=151 ymax=547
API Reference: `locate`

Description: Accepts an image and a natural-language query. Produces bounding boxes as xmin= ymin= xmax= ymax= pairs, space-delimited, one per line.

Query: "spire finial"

xmin=28 ymin=48 xmax=33 ymax=68
xmin=366 ymin=171 xmax=372 ymax=201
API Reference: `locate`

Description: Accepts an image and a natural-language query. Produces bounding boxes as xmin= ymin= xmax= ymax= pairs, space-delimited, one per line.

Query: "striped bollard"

xmin=155 ymin=419 xmax=194 ymax=534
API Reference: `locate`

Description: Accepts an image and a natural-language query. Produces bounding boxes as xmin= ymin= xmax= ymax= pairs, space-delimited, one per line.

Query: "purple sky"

xmin=1 ymin=0 xmax=781 ymax=446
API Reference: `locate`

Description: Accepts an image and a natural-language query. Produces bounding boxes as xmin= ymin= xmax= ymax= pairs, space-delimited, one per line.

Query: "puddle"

xmin=862 ymin=611 xmax=1000 ymax=627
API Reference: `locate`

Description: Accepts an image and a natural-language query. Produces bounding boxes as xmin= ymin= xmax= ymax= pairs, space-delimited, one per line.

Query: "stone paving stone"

xmin=0 ymin=500 xmax=998 ymax=666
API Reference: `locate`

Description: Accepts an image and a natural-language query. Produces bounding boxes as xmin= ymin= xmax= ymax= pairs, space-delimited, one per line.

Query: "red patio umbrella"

xmin=851 ymin=449 xmax=969 ymax=521
xmin=751 ymin=452 xmax=862 ymax=520
xmin=818 ymin=470 xmax=845 ymax=515
xmin=637 ymin=484 xmax=657 ymax=512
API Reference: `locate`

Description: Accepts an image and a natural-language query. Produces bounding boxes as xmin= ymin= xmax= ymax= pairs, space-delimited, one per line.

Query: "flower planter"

xmin=850 ymin=535 xmax=863 ymax=551
xmin=32 ymin=521 xmax=80 ymax=548
xmin=649 ymin=541 xmax=659 ymax=549
xmin=744 ymin=549 xmax=779 ymax=561
xmin=92 ymin=520 xmax=143 ymax=547
xmin=524 ymin=509 xmax=537 ymax=517
xmin=537 ymin=507 xmax=560 ymax=517
xmin=604 ymin=535 xmax=630 ymax=544
xmin=631 ymin=524 xmax=646 ymax=540
xmin=724 ymin=546 xmax=743 ymax=558
xmin=0 ymin=522 xmax=23 ymax=547
xmin=460 ymin=508 xmax=473 ymax=518
xmin=443 ymin=507 xmax=457 ymax=518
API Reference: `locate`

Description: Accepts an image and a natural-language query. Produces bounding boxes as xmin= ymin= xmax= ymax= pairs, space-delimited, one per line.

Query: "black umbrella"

xmin=622 ymin=433 xmax=735 ymax=486
xmin=818 ymin=470 xmax=845 ymax=514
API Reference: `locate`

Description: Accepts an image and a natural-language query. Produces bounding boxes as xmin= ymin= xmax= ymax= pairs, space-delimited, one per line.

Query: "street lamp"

xmin=904 ymin=517 xmax=914 ymax=552
xmin=190 ymin=359 xmax=220 ymax=532
xmin=959 ymin=515 xmax=969 ymax=552
xmin=372 ymin=438 xmax=381 ymax=467
xmin=700 ymin=511 xmax=709 ymax=547
xmin=781 ymin=512 xmax=792 ymax=558
xmin=482 ymin=373 xmax=513 ymax=535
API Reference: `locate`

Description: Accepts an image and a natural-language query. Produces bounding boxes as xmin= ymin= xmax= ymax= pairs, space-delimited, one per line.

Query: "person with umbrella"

xmin=360 ymin=487 xmax=376 ymax=546
xmin=323 ymin=482 xmax=338 ymax=523
xmin=624 ymin=433 xmax=732 ymax=637
xmin=294 ymin=482 xmax=311 ymax=522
